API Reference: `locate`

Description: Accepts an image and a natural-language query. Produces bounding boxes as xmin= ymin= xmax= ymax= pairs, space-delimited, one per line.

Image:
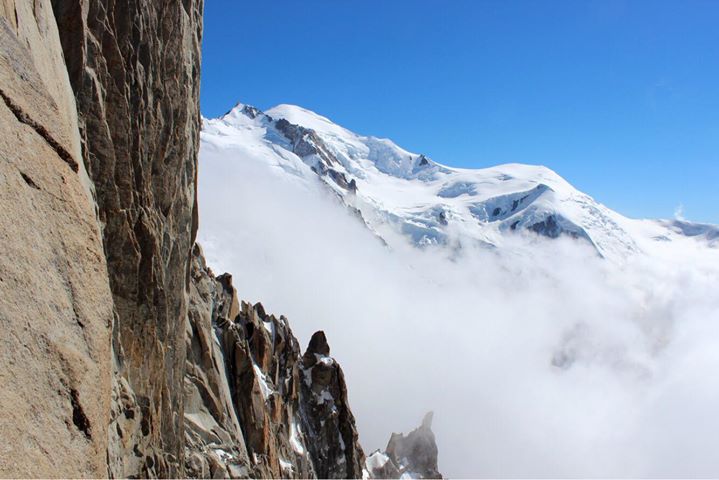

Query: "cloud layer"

xmin=198 ymin=148 xmax=719 ymax=477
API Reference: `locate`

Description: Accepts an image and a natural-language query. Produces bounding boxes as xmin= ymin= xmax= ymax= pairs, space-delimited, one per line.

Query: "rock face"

xmin=51 ymin=0 xmax=203 ymax=476
xmin=300 ymin=331 xmax=366 ymax=479
xmin=184 ymin=246 xmax=366 ymax=478
xmin=366 ymin=413 xmax=443 ymax=479
xmin=273 ymin=115 xmax=356 ymax=192
xmin=0 ymin=1 xmax=113 ymax=477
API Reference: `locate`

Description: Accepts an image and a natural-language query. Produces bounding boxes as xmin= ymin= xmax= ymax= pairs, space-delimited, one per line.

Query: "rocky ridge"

xmin=184 ymin=245 xmax=366 ymax=478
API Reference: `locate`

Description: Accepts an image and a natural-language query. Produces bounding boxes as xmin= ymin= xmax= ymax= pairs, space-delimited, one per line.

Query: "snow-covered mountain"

xmin=201 ymin=102 xmax=717 ymax=262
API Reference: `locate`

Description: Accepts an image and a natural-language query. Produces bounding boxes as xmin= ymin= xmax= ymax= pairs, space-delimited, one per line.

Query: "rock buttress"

xmin=50 ymin=0 xmax=204 ymax=476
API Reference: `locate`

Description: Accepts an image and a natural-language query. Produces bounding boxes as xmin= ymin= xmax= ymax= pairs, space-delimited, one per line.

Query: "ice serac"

xmin=365 ymin=413 xmax=442 ymax=479
xmin=0 ymin=1 xmax=113 ymax=477
xmin=51 ymin=0 xmax=204 ymax=476
xmin=184 ymin=245 xmax=366 ymax=478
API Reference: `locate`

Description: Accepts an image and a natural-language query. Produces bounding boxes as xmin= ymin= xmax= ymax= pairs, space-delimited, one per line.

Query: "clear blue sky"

xmin=201 ymin=0 xmax=719 ymax=224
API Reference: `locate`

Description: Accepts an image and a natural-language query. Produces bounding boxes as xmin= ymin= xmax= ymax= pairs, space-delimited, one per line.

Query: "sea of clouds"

xmin=198 ymin=146 xmax=719 ymax=477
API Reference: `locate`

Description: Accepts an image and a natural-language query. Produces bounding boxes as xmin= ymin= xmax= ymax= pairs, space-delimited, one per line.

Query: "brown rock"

xmin=0 ymin=1 xmax=113 ymax=477
xmin=183 ymin=245 xmax=371 ymax=479
xmin=300 ymin=332 xmax=366 ymax=479
xmin=305 ymin=330 xmax=331 ymax=359
xmin=51 ymin=0 xmax=204 ymax=476
xmin=184 ymin=246 xmax=314 ymax=478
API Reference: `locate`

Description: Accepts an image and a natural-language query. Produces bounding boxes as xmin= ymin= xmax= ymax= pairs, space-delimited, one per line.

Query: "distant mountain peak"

xmin=202 ymin=102 xmax=718 ymax=262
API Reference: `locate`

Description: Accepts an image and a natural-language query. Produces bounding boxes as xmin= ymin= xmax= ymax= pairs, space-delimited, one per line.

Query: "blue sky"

xmin=201 ymin=0 xmax=719 ymax=223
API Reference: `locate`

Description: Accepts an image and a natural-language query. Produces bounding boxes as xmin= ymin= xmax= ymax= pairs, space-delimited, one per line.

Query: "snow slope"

xmin=201 ymin=102 xmax=718 ymax=262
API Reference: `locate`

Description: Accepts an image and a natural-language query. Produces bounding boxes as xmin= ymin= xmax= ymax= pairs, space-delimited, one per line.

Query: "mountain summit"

xmin=202 ymin=103 xmax=717 ymax=262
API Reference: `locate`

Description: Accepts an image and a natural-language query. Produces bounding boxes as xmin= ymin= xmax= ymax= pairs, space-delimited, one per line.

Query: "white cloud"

xmin=198 ymin=144 xmax=719 ymax=477
xmin=674 ymin=203 xmax=685 ymax=220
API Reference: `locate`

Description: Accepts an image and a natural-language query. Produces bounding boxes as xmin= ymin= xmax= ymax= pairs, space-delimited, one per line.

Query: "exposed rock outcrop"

xmin=366 ymin=413 xmax=442 ymax=479
xmin=300 ymin=331 xmax=366 ymax=479
xmin=184 ymin=245 xmax=366 ymax=478
xmin=274 ymin=116 xmax=357 ymax=192
xmin=51 ymin=0 xmax=204 ymax=476
xmin=0 ymin=1 xmax=113 ymax=476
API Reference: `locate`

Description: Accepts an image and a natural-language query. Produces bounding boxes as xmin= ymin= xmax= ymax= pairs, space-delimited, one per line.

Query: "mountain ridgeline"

xmin=0 ymin=2 xmax=439 ymax=479
xmin=203 ymin=103 xmax=718 ymax=262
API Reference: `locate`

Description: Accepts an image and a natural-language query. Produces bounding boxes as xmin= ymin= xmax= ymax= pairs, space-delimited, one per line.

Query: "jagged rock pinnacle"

xmin=422 ymin=411 xmax=434 ymax=429
xmin=366 ymin=413 xmax=443 ymax=479
xmin=306 ymin=330 xmax=331 ymax=357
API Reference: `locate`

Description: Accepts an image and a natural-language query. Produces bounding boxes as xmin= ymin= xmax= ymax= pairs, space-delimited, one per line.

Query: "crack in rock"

xmin=0 ymin=88 xmax=78 ymax=173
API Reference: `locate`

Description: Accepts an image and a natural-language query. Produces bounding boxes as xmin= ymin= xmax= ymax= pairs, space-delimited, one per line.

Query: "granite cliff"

xmin=0 ymin=1 xmax=113 ymax=476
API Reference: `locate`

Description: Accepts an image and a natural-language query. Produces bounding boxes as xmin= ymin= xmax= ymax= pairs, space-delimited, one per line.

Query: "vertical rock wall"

xmin=51 ymin=0 xmax=203 ymax=476
xmin=0 ymin=0 xmax=113 ymax=476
